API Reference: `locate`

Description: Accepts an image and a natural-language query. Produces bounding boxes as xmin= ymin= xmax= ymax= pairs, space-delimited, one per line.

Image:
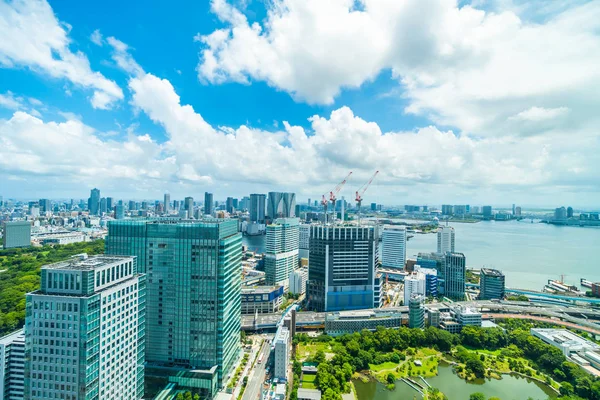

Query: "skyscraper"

xmin=265 ymin=218 xmax=300 ymax=289
xmin=307 ymin=225 xmax=378 ymax=312
xmin=204 ymin=192 xmax=214 ymax=215
xmin=479 ymin=268 xmax=506 ymax=300
xmin=267 ymin=192 xmax=296 ymax=219
xmin=106 ymin=197 xmax=114 ymax=211
xmin=444 ymin=252 xmax=466 ymax=300
xmin=408 ymin=294 xmax=425 ymax=329
xmin=114 ymin=204 xmax=125 ymax=219
xmin=381 ymin=227 xmax=407 ymax=269
xmin=403 ymin=271 xmax=426 ymax=305
xmin=24 ymin=255 xmax=146 ymax=400
xmin=0 ymin=329 xmax=25 ymax=400
xmin=184 ymin=196 xmax=194 ymax=218
xmin=249 ymin=194 xmax=266 ymax=223
xmin=105 ymin=219 xmax=242 ymax=398
xmin=436 ymin=226 xmax=455 ymax=255
xmin=226 ymin=197 xmax=234 ymax=214
xmin=482 ymin=206 xmax=493 ymax=219
xmin=89 ymin=188 xmax=100 ymax=215
xmin=164 ymin=193 xmax=171 ymax=213
xmin=100 ymin=197 xmax=107 ymax=214
xmin=38 ymin=199 xmax=51 ymax=213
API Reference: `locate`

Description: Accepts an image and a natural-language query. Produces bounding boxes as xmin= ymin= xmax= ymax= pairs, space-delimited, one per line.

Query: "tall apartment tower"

xmin=265 ymin=218 xmax=300 ymax=289
xmin=408 ymin=294 xmax=425 ymax=329
xmin=267 ymin=192 xmax=296 ymax=220
xmin=204 ymin=192 xmax=214 ymax=215
xmin=479 ymin=268 xmax=506 ymax=300
xmin=307 ymin=225 xmax=379 ymax=312
xmin=88 ymin=188 xmax=100 ymax=216
xmin=249 ymin=194 xmax=266 ymax=223
xmin=444 ymin=252 xmax=466 ymax=300
xmin=226 ymin=197 xmax=234 ymax=214
xmin=184 ymin=197 xmax=194 ymax=219
xmin=298 ymin=224 xmax=311 ymax=259
xmin=0 ymin=329 xmax=25 ymax=400
xmin=105 ymin=219 xmax=242 ymax=398
xmin=164 ymin=193 xmax=171 ymax=213
xmin=436 ymin=226 xmax=455 ymax=255
xmin=381 ymin=227 xmax=407 ymax=269
xmin=24 ymin=255 xmax=146 ymax=400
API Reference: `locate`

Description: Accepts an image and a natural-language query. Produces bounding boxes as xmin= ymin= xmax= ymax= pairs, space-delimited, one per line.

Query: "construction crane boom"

xmin=329 ymin=171 xmax=352 ymax=223
xmin=355 ymin=170 xmax=379 ymax=223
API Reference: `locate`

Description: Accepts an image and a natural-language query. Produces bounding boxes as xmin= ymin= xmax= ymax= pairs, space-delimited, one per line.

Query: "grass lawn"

xmin=369 ymin=362 xmax=399 ymax=372
xmin=301 ymin=373 xmax=317 ymax=389
xmin=297 ymin=343 xmax=331 ymax=361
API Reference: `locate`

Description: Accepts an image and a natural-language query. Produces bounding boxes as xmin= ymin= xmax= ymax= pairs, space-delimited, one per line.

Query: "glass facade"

xmin=105 ymin=219 xmax=241 ymax=396
xmin=444 ymin=252 xmax=466 ymax=301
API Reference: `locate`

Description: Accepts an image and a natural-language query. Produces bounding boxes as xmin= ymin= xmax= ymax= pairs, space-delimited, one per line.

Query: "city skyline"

xmin=1 ymin=1 xmax=599 ymax=206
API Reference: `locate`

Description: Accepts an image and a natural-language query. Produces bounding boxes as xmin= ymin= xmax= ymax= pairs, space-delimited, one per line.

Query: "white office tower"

xmin=274 ymin=328 xmax=290 ymax=381
xmin=265 ymin=218 xmax=300 ymax=290
xmin=299 ymin=224 xmax=310 ymax=259
xmin=404 ymin=271 xmax=426 ymax=305
xmin=289 ymin=268 xmax=308 ymax=295
xmin=436 ymin=226 xmax=455 ymax=254
xmin=381 ymin=227 xmax=407 ymax=269
xmin=24 ymin=255 xmax=146 ymax=400
xmin=0 ymin=329 xmax=25 ymax=400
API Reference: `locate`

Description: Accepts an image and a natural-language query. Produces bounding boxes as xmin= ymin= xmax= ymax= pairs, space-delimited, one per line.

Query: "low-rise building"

xmin=479 ymin=268 xmax=505 ymax=300
xmin=297 ymin=388 xmax=321 ymax=400
xmin=37 ymin=232 xmax=86 ymax=245
xmin=531 ymin=329 xmax=600 ymax=356
xmin=241 ymin=286 xmax=284 ymax=314
xmin=452 ymin=305 xmax=482 ymax=328
xmin=325 ymin=309 xmax=403 ymax=336
xmin=2 ymin=221 xmax=31 ymax=249
xmin=289 ymin=268 xmax=307 ymax=296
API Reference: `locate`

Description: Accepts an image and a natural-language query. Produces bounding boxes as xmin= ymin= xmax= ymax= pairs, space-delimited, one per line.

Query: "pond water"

xmin=353 ymin=364 xmax=557 ymax=400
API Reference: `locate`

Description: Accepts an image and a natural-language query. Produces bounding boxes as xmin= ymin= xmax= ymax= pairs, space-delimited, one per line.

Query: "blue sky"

xmin=0 ymin=0 xmax=599 ymax=207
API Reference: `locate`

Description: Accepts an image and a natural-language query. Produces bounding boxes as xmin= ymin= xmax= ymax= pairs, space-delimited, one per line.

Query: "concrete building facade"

xmin=265 ymin=218 xmax=300 ymax=289
xmin=436 ymin=226 xmax=455 ymax=255
xmin=2 ymin=221 xmax=31 ymax=249
xmin=0 ymin=330 xmax=25 ymax=400
xmin=381 ymin=227 xmax=406 ymax=269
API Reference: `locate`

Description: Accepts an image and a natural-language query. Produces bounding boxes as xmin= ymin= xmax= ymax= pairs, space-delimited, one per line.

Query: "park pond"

xmin=353 ymin=363 xmax=558 ymax=400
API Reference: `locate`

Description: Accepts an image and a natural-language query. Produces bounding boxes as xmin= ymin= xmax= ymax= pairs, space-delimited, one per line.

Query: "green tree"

xmin=468 ymin=393 xmax=485 ymax=400
xmin=560 ymin=382 xmax=574 ymax=396
xmin=386 ymin=373 xmax=395 ymax=384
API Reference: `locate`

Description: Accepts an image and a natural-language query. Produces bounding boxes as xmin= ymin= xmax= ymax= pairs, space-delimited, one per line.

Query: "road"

xmin=486 ymin=313 xmax=600 ymax=335
xmin=242 ymin=341 xmax=270 ymax=400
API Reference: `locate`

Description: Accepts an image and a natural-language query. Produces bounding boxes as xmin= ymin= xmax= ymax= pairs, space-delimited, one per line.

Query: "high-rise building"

xmin=274 ymin=328 xmax=290 ymax=381
xmin=554 ymin=206 xmax=567 ymax=221
xmin=370 ymin=203 xmax=377 ymax=211
xmin=0 ymin=329 xmax=25 ymax=400
xmin=298 ymin=224 xmax=310 ymax=259
xmin=441 ymin=204 xmax=453 ymax=216
xmin=128 ymin=200 xmax=136 ymax=211
xmin=408 ymin=295 xmax=425 ymax=329
xmin=106 ymin=197 xmax=114 ymax=211
xmin=141 ymin=201 xmax=149 ymax=210
xmin=436 ymin=226 xmax=455 ymax=255
xmin=24 ymin=255 xmax=146 ymax=400
xmin=479 ymin=268 xmax=506 ymax=300
xmin=38 ymin=199 xmax=51 ymax=214
xmin=204 ymin=192 xmax=214 ymax=215
xmin=482 ymin=206 xmax=493 ymax=219
xmin=381 ymin=227 xmax=406 ymax=269
xmin=2 ymin=221 xmax=31 ymax=249
xmin=89 ymin=188 xmax=101 ymax=215
xmin=267 ymin=192 xmax=296 ymax=219
xmin=289 ymin=268 xmax=307 ymax=295
xmin=415 ymin=266 xmax=438 ymax=297
xmin=265 ymin=218 xmax=299 ymax=289
xmin=307 ymin=225 xmax=379 ymax=312
xmin=164 ymin=193 xmax=171 ymax=213
xmin=184 ymin=196 xmax=194 ymax=219
xmin=105 ymin=219 xmax=242 ymax=398
xmin=173 ymin=200 xmax=180 ymax=210
xmin=249 ymin=194 xmax=266 ymax=223
xmin=567 ymin=207 xmax=574 ymax=218
xmin=100 ymin=197 xmax=107 ymax=214
xmin=114 ymin=204 xmax=125 ymax=219
xmin=226 ymin=197 xmax=234 ymax=214
xmin=404 ymin=271 xmax=426 ymax=305
xmin=239 ymin=196 xmax=250 ymax=211
xmin=444 ymin=252 xmax=466 ymax=300
xmin=453 ymin=205 xmax=467 ymax=215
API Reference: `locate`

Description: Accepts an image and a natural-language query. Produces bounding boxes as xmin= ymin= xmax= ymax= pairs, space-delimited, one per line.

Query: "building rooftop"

xmin=241 ymin=285 xmax=283 ymax=295
xmin=42 ymin=255 xmax=133 ymax=271
xmin=531 ymin=328 xmax=600 ymax=353
xmin=0 ymin=329 xmax=24 ymax=345
xmin=481 ymin=268 xmax=504 ymax=277
xmin=297 ymin=388 xmax=322 ymax=400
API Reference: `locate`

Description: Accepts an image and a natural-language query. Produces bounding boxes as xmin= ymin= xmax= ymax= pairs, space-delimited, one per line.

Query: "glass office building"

xmin=444 ymin=252 xmax=466 ymax=301
xmin=24 ymin=256 xmax=146 ymax=400
xmin=105 ymin=219 xmax=242 ymax=398
xmin=265 ymin=218 xmax=299 ymax=289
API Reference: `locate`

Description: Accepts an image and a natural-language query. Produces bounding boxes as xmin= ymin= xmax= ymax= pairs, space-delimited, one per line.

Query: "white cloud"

xmin=0 ymin=0 xmax=123 ymax=109
xmin=196 ymin=0 xmax=600 ymax=137
xmin=106 ymin=37 xmax=144 ymax=76
xmin=90 ymin=29 xmax=103 ymax=46
xmin=0 ymin=91 xmax=24 ymax=110
xmin=510 ymin=106 xmax=570 ymax=122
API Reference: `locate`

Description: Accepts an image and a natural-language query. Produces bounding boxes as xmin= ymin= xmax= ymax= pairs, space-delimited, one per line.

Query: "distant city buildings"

xmin=249 ymin=194 xmax=266 ymax=223
xmin=482 ymin=205 xmax=493 ymax=219
xmin=184 ymin=196 xmax=194 ymax=218
xmin=444 ymin=252 xmax=466 ymax=300
xmin=409 ymin=294 xmax=425 ymax=329
xmin=404 ymin=271 xmax=426 ymax=305
xmin=105 ymin=219 xmax=241 ymax=398
xmin=88 ymin=188 xmax=100 ymax=216
xmin=0 ymin=329 xmax=25 ymax=400
xmin=265 ymin=218 xmax=300 ymax=289
xmin=307 ymin=225 xmax=378 ymax=312
xmin=479 ymin=268 xmax=506 ymax=300
xmin=204 ymin=192 xmax=214 ymax=215
xmin=381 ymin=227 xmax=407 ymax=270
xmin=2 ymin=221 xmax=31 ymax=249
xmin=436 ymin=226 xmax=455 ymax=255
xmin=24 ymin=255 xmax=146 ymax=400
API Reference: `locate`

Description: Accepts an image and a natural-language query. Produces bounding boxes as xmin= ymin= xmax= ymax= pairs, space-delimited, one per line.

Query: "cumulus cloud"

xmin=0 ymin=91 xmax=24 ymax=110
xmin=90 ymin=29 xmax=103 ymax=46
xmin=107 ymin=37 xmax=144 ymax=76
xmin=196 ymin=0 xmax=600 ymax=137
xmin=0 ymin=0 xmax=123 ymax=109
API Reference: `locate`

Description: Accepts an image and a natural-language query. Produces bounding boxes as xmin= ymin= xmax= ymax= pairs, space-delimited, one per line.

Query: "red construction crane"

xmin=355 ymin=171 xmax=379 ymax=223
xmin=329 ymin=171 xmax=352 ymax=222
